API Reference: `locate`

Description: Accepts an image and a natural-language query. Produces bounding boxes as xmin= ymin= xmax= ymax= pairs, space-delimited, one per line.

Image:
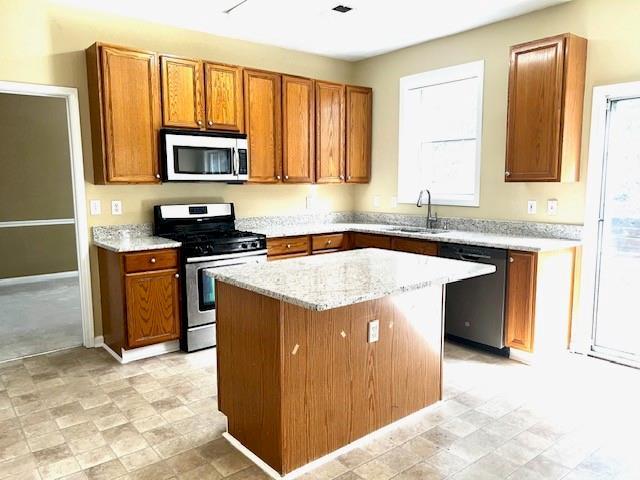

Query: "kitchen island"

xmin=208 ymin=248 xmax=495 ymax=478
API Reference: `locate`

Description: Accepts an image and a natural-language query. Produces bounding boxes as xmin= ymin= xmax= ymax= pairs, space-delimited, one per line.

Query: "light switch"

xmin=527 ymin=200 xmax=537 ymax=215
xmin=547 ymin=199 xmax=558 ymax=215
xmin=368 ymin=320 xmax=380 ymax=343
xmin=90 ymin=200 xmax=101 ymax=216
xmin=111 ymin=200 xmax=123 ymax=215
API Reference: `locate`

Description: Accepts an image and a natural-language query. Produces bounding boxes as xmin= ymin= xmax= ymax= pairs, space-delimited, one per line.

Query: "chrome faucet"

xmin=417 ymin=189 xmax=438 ymax=229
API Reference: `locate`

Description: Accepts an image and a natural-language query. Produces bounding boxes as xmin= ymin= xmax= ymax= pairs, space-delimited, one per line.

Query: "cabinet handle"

xmin=150 ymin=258 xmax=157 ymax=264
xmin=208 ymin=120 xmax=213 ymax=126
xmin=339 ymin=175 xmax=344 ymax=180
xmin=197 ymin=120 xmax=203 ymax=126
xmin=505 ymin=171 xmax=511 ymax=177
xmin=284 ymin=175 xmax=289 ymax=180
xmin=155 ymin=174 xmax=161 ymax=179
xmin=327 ymin=240 xmax=332 ymax=245
xmin=286 ymin=244 xmax=291 ymax=249
xmin=347 ymin=175 xmax=352 ymax=180
xmin=509 ymin=257 xmax=514 ymax=263
xmin=276 ymin=175 xmax=281 ymax=180
xmin=175 ymin=273 xmax=180 ymax=278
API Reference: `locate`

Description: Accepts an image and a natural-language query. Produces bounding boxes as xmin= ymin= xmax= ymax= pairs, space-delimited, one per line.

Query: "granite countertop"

xmin=207 ymin=248 xmax=496 ymax=311
xmin=247 ymin=223 xmax=580 ymax=253
xmin=94 ymin=236 xmax=181 ymax=253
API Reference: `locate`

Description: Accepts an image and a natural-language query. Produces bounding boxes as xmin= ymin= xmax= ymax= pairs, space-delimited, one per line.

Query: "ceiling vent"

xmin=332 ymin=5 xmax=353 ymax=13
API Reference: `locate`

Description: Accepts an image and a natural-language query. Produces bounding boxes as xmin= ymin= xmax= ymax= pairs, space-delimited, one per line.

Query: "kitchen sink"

xmin=386 ymin=226 xmax=448 ymax=234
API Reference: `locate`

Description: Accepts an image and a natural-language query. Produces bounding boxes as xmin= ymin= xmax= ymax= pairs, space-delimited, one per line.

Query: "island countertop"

xmin=207 ymin=248 xmax=495 ymax=311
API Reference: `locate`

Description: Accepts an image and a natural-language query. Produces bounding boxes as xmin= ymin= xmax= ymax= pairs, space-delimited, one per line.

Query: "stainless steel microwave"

xmin=161 ymin=129 xmax=249 ymax=182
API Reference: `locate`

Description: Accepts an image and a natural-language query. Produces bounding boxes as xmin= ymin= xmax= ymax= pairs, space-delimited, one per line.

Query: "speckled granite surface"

xmin=208 ymin=248 xmax=496 ymax=311
xmin=92 ymin=225 xmax=180 ymax=252
xmin=246 ymin=223 xmax=580 ymax=253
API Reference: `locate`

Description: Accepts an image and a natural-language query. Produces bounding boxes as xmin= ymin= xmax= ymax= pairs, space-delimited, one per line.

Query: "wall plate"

xmin=111 ymin=200 xmax=123 ymax=215
xmin=368 ymin=320 xmax=380 ymax=343
xmin=90 ymin=200 xmax=101 ymax=216
xmin=527 ymin=200 xmax=537 ymax=215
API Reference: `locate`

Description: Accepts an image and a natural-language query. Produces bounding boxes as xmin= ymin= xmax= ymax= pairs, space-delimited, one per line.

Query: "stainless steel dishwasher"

xmin=439 ymin=244 xmax=508 ymax=353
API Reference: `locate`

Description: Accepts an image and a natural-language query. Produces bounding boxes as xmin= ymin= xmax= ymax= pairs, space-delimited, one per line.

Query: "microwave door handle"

xmin=233 ymin=147 xmax=239 ymax=177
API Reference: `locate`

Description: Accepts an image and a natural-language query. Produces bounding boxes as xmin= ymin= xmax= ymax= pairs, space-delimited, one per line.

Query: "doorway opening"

xmin=0 ymin=81 xmax=93 ymax=362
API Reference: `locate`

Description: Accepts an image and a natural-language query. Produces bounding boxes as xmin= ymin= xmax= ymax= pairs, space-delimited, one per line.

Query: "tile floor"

xmin=0 ymin=342 xmax=639 ymax=479
xmin=0 ymin=277 xmax=83 ymax=362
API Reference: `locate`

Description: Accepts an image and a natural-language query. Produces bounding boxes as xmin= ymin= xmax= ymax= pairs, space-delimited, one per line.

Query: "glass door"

xmin=591 ymin=96 xmax=640 ymax=365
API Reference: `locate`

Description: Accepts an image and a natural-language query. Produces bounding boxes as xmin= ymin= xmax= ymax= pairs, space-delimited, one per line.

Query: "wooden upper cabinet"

xmin=505 ymin=251 xmax=537 ymax=352
xmin=505 ymin=34 xmax=587 ymax=182
xmin=282 ymin=76 xmax=315 ymax=183
xmin=205 ymin=63 xmax=244 ymax=132
xmin=244 ymin=69 xmax=283 ymax=183
xmin=86 ymin=43 xmax=161 ymax=184
xmin=125 ymin=268 xmax=181 ymax=349
xmin=346 ymin=86 xmax=372 ymax=183
xmin=315 ymin=81 xmax=345 ymax=183
xmin=160 ymin=56 xmax=204 ymax=129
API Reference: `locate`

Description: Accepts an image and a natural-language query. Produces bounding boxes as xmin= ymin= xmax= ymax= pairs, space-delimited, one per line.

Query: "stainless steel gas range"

xmin=154 ymin=203 xmax=267 ymax=352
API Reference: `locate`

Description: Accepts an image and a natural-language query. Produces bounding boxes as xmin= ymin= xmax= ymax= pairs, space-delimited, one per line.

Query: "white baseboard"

xmin=0 ymin=271 xmax=78 ymax=287
xmin=224 ymin=400 xmax=443 ymax=480
xmin=102 ymin=340 xmax=180 ymax=364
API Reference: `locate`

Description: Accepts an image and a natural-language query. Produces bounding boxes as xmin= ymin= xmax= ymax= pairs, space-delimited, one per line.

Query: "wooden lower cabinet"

xmin=98 ymin=247 xmax=181 ymax=353
xmin=351 ymin=233 xmax=392 ymax=250
xmin=504 ymin=248 xmax=577 ymax=353
xmin=391 ymin=237 xmax=438 ymax=256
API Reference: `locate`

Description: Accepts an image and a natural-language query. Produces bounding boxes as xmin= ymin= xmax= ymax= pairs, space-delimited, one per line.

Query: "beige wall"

xmin=351 ymin=0 xmax=640 ymax=224
xmin=0 ymin=93 xmax=77 ymax=278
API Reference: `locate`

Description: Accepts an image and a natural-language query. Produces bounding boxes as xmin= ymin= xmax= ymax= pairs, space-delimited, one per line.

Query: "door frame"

xmin=0 ymin=80 xmax=95 ymax=348
xmin=574 ymin=81 xmax=640 ymax=360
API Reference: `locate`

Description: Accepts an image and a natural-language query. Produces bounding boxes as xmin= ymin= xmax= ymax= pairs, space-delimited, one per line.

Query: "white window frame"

xmin=397 ymin=60 xmax=484 ymax=207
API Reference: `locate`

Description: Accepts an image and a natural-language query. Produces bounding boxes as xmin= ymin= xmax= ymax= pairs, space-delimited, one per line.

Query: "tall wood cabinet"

xmin=315 ymin=81 xmax=346 ymax=183
xmin=244 ymin=69 xmax=283 ymax=183
xmin=86 ymin=43 xmax=161 ymax=184
xmin=346 ymin=86 xmax=372 ymax=183
xmin=98 ymin=248 xmax=181 ymax=354
xmin=505 ymin=33 xmax=587 ymax=182
xmin=282 ymin=75 xmax=315 ymax=183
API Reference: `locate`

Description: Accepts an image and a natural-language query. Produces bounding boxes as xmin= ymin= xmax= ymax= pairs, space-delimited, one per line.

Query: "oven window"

xmin=174 ymin=146 xmax=233 ymax=175
xmin=198 ymin=269 xmax=216 ymax=312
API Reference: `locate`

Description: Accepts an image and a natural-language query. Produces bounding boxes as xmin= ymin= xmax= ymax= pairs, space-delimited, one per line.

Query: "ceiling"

xmin=53 ymin=0 xmax=571 ymax=61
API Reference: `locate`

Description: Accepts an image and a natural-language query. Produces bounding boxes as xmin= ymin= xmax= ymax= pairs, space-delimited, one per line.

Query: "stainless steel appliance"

xmin=161 ymin=129 xmax=249 ymax=182
xmin=439 ymin=244 xmax=509 ymax=354
xmin=154 ymin=203 xmax=267 ymax=352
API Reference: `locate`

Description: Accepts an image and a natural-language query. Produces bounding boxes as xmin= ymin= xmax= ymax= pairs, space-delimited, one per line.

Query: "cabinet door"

xmin=505 ymin=36 xmax=566 ymax=182
xmin=351 ymin=233 xmax=391 ymax=250
xmin=505 ymin=251 xmax=537 ymax=352
xmin=391 ymin=237 xmax=438 ymax=256
xmin=125 ymin=269 xmax=181 ymax=349
xmin=244 ymin=69 xmax=282 ymax=183
xmin=205 ymin=63 xmax=244 ymax=132
xmin=282 ymin=76 xmax=315 ymax=183
xmin=160 ymin=56 xmax=204 ymax=129
xmin=315 ymin=81 xmax=345 ymax=183
xmin=94 ymin=44 xmax=161 ymax=183
xmin=346 ymin=86 xmax=372 ymax=183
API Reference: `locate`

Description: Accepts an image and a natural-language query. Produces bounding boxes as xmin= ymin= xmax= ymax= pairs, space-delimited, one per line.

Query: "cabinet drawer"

xmin=267 ymin=236 xmax=310 ymax=257
xmin=391 ymin=237 xmax=438 ymax=256
xmin=352 ymin=233 xmax=392 ymax=250
xmin=124 ymin=249 xmax=178 ymax=273
xmin=312 ymin=233 xmax=346 ymax=252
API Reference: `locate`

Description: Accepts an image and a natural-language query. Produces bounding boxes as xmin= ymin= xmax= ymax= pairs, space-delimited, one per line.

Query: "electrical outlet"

xmin=368 ymin=320 xmax=380 ymax=343
xmin=111 ymin=200 xmax=122 ymax=215
xmin=547 ymin=199 xmax=558 ymax=215
xmin=391 ymin=196 xmax=398 ymax=208
xmin=527 ymin=200 xmax=537 ymax=215
xmin=90 ymin=200 xmax=101 ymax=216
xmin=372 ymin=195 xmax=381 ymax=208
xmin=306 ymin=195 xmax=317 ymax=210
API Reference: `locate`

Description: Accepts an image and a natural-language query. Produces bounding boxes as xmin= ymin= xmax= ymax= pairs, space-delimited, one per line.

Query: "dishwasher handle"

xmin=458 ymin=252 xmax=492 ymax=261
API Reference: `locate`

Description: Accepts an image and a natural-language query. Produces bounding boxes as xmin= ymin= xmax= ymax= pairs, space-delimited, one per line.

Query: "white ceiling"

xmin=53 ymin=0 xmax=571 ymax=61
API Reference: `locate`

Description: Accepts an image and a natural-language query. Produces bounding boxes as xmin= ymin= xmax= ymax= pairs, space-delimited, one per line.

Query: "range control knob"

xmin=241 ymin=243 xmax=248 ymax=249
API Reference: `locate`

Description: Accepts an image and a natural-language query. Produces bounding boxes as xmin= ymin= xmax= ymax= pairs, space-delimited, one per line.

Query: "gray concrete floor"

xmin=0 ymin=276 xmax=82 ymax=363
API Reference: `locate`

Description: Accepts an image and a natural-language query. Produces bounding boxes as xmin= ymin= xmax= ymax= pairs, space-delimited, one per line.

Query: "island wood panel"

xmin=125 ymin=269 xmax=181 ymax=348
xmin=86 ymin=43 xmax=161 ymax=184
xmin=315 ymin=81 xmax=345 ymax=183
xmin=244 ymin=69 xmax=282 ymax=183
xmin=205 ymin=62 xmax=244 ymax=132
xmin=391 ymin=237 xmax=438 ymax=256
xmin=345 ymin=86 xmax=372 ymax=183
xmin=215 ymin=282 xmax=283 ymax=471
xmin=282 ymin=75 xmax=315 ymax=183
xmin=160 ymin=55 xmax=204 ymax=129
